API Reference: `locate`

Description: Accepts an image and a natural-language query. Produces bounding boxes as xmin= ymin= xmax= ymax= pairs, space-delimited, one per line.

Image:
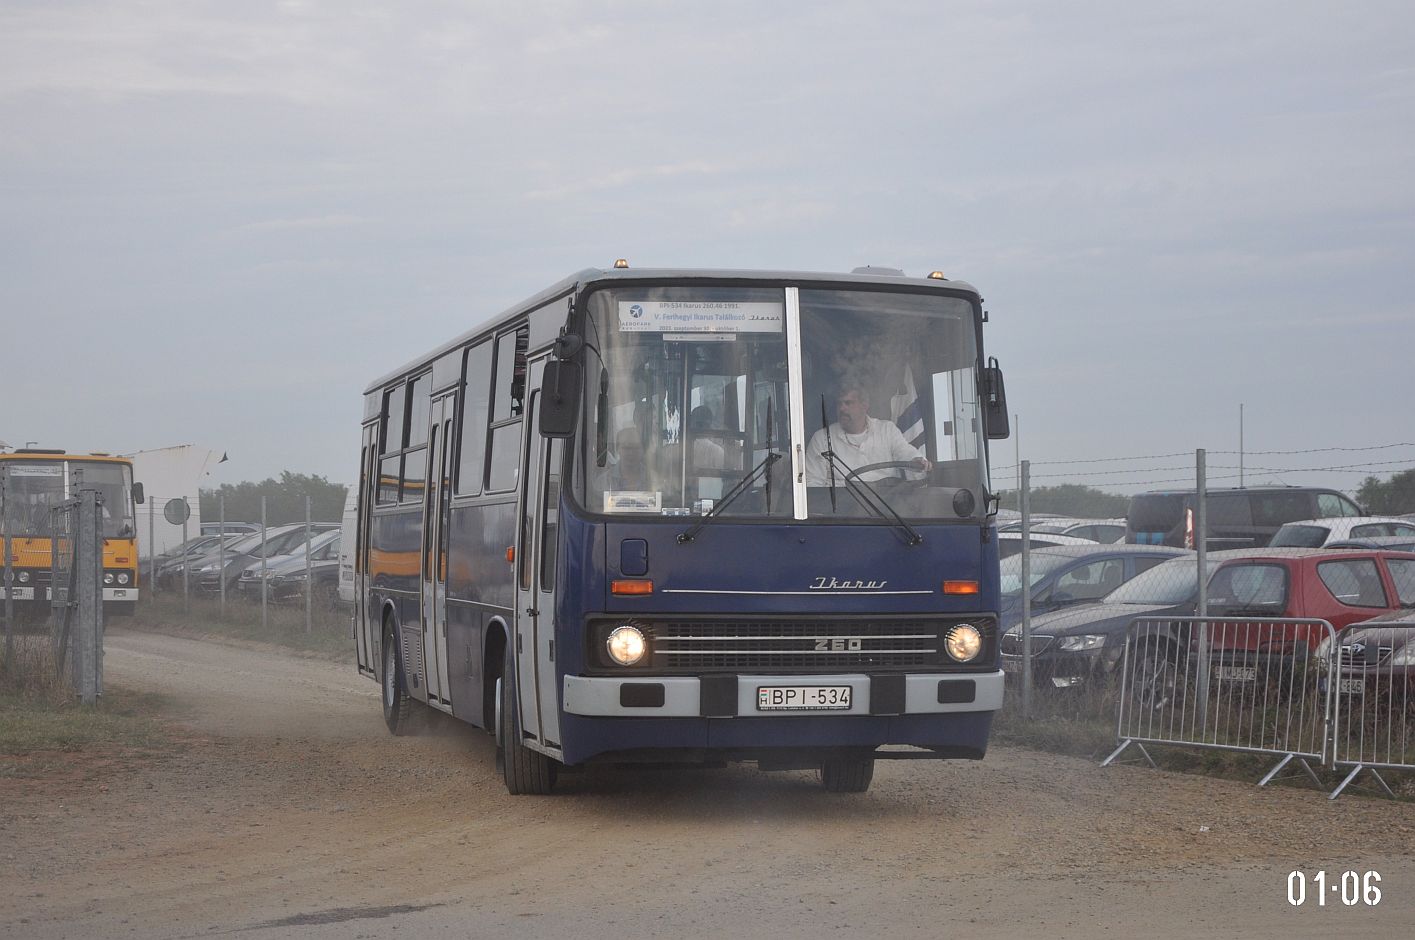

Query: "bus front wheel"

xmin=498 ymin=646 xmax=557 ymax=795
xmin=820 ymin=755 xmax=875 ymax=793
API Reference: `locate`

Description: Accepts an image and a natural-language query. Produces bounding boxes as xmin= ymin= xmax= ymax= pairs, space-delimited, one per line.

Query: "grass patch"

xmin=0 ymin=639 xmax=173 ymax=777
xmin=0 ymin=685 xmax=170 ymax=756
xmin=130 ymin=592 xmax=352 ymax=658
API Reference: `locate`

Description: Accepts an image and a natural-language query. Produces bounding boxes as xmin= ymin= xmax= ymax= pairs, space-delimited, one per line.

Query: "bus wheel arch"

xmin=484 ymin=619 xmax=508 ymax=736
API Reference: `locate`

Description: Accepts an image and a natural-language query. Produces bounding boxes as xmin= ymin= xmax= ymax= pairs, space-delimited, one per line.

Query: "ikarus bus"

xmin=0 ymin=449 xmax=144 ymax=618
xmin=353 ymin=264 xmax=1011 ymax=793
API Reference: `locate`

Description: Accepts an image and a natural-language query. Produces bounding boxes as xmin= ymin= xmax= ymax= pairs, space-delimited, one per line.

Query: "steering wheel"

xmin=841 ymin=461 xmax=925 ymax=485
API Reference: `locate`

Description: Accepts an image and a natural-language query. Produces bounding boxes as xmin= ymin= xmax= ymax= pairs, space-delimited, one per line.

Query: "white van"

xmin=337 ymin=485 xmax=357 ymax=605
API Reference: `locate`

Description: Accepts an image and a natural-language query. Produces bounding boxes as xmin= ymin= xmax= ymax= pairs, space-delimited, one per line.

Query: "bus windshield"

xmin=1 ymin=460 xmax=135 ymax=539
xmin=577 ymin=285 xmax=988 ymax=521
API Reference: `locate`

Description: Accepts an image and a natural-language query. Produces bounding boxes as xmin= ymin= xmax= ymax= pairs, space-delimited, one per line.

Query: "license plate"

xmin=756 ymin=685 xmax=852 ymax=711
xmin=1338 ymin=678 xmax=1366 ymax=695
xmin=1217 ymin=665 xmax=1256 ymax=682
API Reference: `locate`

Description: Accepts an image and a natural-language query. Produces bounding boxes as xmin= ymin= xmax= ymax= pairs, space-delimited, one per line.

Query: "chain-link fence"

xmin=140 ymin=494 xmax=345 ymax=633
xmin=0 ymin=488 xmax=104 ymax=702
xmin=1002 ymin=450 xmax=1415 ymax=799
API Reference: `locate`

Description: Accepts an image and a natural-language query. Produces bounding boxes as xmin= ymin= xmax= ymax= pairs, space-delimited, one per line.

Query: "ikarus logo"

xmin=809 ymin=576 xmax=888 ymax=591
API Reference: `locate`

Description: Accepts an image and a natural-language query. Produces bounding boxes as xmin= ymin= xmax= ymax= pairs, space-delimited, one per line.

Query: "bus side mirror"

xmin=539 ymin=361 xmax=583 ymax=438
xmin=132 ymin=482 xmax=145 ymax=505
xmin=983 ymin=360 xmax=1010 ymax=440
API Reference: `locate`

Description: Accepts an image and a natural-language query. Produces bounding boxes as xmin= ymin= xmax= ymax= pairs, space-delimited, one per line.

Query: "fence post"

xmin=148 ymin=495 xmax=156 ymax=599
xmin=304 ymin=495 xmax=312 ymax=635
xmin=2 ymin=471 xmax=12 ymax=669
xmin=181 ymin=502 xmax=190 ymax=612
xmin=1194 ymin=448 xmax=1211 ymax=726
xmin=73 ymin=489 xmax=102 ymax=705
xmin=219 ymin=494 xmax=226 ymax=617
xmin=260 ymin=496 xmax=268 ymax=629
xmin=1020 ymin=460 xmax=1031 ymax=719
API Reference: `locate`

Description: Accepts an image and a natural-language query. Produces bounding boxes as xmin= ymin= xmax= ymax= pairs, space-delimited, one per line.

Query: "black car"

xmin=188 ymin=523 xmax=338 ymax=593
xmin=142 ymin=533 xmax=242 ymax=587
xmin=1127 ymin=486 xmax=1364 ymax=549
xmin=997 ymin=543 xmax=1188 ymax=630
xmin=236 ymin=531 xmax=341 ymax=603
xmin=1001 ymin=552 xmax=1235 ymax=689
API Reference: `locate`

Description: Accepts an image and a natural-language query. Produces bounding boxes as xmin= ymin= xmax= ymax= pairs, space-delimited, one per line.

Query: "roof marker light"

xmin=928 ymin=271 xmax=947 ymax=280
xmin=614 ymin=258 xmax=630 ymax=269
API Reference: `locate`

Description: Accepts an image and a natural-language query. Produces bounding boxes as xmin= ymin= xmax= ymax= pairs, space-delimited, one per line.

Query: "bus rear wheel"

xmin=381 ymin=622 xmax=412 ymax=735
xmin=820 ymin=755 xmax=875 ymax=793
xmin=498 ymin=646 xmax=557 ymax=795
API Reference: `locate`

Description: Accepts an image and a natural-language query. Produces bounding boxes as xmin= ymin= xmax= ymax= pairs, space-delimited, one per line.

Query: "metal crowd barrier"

xmin=1103 ymin=616 xmax=1337 ymax=790
xmin=1326 ymin=620 xmax=1415 ymax=800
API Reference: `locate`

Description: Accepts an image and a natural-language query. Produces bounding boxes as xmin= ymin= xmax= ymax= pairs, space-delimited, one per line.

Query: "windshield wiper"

xmin=677 ymin=452 xmax=782 ymax=544
xmin=814 ymin=394 xmax=921 ymax=546
xmin=814 ymin=447 xmax=923 ymax=547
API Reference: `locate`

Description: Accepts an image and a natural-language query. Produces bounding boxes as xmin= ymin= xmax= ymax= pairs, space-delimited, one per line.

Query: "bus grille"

xmin=635 ymin=619 xmax=980 ymax=673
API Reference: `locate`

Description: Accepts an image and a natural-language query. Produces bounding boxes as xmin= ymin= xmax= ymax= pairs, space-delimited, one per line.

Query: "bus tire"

xmin=498 ymin=645 xmax=557 ymax=795
xmin=381 ymin=620 xmax=412 ymax=736
xmin=820 ymin=755 xmax=875 ymax=793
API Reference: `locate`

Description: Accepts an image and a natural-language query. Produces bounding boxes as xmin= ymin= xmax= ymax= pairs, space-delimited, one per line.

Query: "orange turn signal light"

xmin=611 ymin=580 xmax=653 ymax=595
xmin=943 ymin=580 xmax=979 ymax=595
xmin=505 ymin=547 xmax=515 ymax=564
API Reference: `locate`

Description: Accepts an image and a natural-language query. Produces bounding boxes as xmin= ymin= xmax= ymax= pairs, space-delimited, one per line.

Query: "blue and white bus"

xmin=354 ymin=264 xmax=1011 ymax=793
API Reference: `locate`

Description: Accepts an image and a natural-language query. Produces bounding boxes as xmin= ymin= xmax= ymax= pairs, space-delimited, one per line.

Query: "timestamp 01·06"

xmin=1288 ymin=870 xmax=1382 ymax=906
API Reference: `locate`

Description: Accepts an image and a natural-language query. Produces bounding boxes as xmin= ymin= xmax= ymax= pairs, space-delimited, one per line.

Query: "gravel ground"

xmin=1 ymin=625 xmax=1411 ymax=939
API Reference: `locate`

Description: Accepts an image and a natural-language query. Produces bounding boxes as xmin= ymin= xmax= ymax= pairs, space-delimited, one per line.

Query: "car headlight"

xmin=1059 ymin=634 xmax=1107 ymax=652
xmin=944 ymin=624 xmax=983 ymax=663
xmin=606 ymin=625 xmax=647 ymax=666
xmin=17 ymin=571 xmax=31 ymax=584
xmin=286 ymin=571 xmax=309 ymax=580
xmin=1390 ymin=644 xmax=1415 ymax=666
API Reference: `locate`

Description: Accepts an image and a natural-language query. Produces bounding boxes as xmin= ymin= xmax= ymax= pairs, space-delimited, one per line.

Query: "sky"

xmin=3 ymin=1 xmax=1413 ymax=498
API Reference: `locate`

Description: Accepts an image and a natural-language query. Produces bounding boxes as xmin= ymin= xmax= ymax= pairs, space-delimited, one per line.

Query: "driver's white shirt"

xmin=803 ymin=416 xmax=923 ymax=485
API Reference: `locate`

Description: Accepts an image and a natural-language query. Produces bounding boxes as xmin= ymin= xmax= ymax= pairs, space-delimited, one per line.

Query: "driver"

xmin=803 ymin=385 xmax=931 ymax=486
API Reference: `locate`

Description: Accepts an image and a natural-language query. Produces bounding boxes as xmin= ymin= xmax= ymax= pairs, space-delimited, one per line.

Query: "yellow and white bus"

xmin=0 ymin=449 xmax=144 ymax=617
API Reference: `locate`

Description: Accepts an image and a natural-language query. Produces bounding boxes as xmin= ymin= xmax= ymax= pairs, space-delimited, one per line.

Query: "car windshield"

xmin=577 ymin=285 xmax=988 ymax=522
xmin=1103 ymin=556 xmax=1217 ymax=605
xmin=1269 ymin=524 xmax=1328 ymax=548
xmin=998 ymin=552 xmax=1074 ymax=597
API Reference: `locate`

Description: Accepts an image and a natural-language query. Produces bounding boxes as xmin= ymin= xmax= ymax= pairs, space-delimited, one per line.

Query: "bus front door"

xmin=513 ymin=357 xmax=561 ymax=751
xmin=420 ymin=393 xmax=455 ymax=710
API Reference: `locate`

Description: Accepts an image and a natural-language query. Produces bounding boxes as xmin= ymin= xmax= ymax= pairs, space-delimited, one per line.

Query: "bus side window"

xmin=456 ymin=340 xmax=493 ymax=496
xmin=487 ymin=325 xmax=529 ymax=493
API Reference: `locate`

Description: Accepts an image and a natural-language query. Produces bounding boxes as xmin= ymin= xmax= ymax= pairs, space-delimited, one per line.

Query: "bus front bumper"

xmin=563 ymin=670 xmax=1003 ymax=718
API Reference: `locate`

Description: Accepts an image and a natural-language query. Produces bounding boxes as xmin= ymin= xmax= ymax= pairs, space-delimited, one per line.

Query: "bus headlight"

xmin=17 ymin=571 xmax=31 ymax=584
xmin=606 ymin=625 xmax=647 ymax=666
xmin=117 ymin=573 xmax=131 ymax=585
xmin=104 ymin=573 xmax=115 ymax=585
xmin=944 ymin=624 xmax=982 ymax=663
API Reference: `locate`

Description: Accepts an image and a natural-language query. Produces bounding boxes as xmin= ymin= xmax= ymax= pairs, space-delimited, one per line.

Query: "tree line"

xmin=199 ymin=472 xmax=347 ymax=526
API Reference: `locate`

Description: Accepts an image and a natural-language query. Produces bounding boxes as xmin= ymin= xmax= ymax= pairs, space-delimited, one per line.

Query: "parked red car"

xmin=1202 ymin=548 xmax=1415 ymax=671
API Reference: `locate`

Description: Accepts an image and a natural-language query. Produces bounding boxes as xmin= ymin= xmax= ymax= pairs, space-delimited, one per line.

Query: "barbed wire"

xmin=993 ymin=440 xmax=1415 ymax=474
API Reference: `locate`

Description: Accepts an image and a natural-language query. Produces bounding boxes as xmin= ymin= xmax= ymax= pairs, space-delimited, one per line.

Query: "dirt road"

xmin=2 ymin=626 xmax=1412 ymax=938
